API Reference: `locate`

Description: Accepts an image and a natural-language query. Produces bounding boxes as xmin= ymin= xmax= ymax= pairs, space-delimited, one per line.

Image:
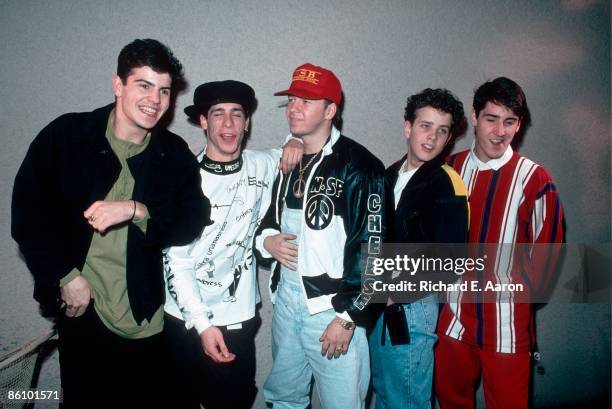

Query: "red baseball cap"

xmin=274 ymin=63 xmax=342 ymax=105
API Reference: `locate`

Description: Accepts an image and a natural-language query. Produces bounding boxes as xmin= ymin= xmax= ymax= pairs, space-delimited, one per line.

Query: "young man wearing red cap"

xmin=254 ymin=63 xmax=385 ymax=409
xmin=163 ymin=80 xmax=303 ymax=409
xmin=11 ymin=39 xmax=210 ymax=407
xmin=435 ymin=77 xmax=564 ymax=409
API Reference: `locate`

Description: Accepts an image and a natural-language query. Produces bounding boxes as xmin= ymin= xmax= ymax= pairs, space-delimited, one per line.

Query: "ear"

xmin=403 ymin=120 xmax=412 ymax=140
xmin=324 ymin=102 xmax=337 ymax=120
xmin=199 ymin=114 xmax=208 ymax=131
xmin=515 ymin=119 xmax=522 ymax=134
xmin=112 ymin=75 xmax=123 ymax=98
xmin=470 ymin=109 xmax=478 ymax=128
xmin=245 ymin=117 xmax=251 ymax=132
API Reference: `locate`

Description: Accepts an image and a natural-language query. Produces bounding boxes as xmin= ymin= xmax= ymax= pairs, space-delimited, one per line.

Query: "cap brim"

xmin=273 ymin=88 xmax=292 ymax=97
xmin=274 ymin=88 xmax=330 ymax=102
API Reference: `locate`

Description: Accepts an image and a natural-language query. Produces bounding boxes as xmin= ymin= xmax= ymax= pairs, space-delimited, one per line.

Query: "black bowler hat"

xmin=184 ymin=80 xmax=257 ymax=124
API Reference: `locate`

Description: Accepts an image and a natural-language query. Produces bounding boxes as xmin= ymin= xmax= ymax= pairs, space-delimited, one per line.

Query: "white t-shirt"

xmin=394 ymin=159 xmax=418 ymax=210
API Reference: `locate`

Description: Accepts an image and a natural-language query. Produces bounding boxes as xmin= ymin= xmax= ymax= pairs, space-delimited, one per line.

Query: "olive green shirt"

xmin=60 ymin=111 xmax=163 ymax=338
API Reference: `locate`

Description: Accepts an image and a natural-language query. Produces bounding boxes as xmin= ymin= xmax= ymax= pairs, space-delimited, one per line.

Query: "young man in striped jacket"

xmin=435 ymin=77 xmax=564 ymax=409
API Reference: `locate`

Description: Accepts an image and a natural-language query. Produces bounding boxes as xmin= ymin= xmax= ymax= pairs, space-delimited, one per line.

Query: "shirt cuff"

xmin=255 ymin=228 xmax=281 ymax=259
xmin=133 ymin=212 xmax=150 ymax=234
xmin=283 ymin=135 xmax=303 ymax=146
xmin=336 ymin=311 xmax=353 ymax=322
xmin=59 ymin=268 xmax=81 ymax=287
xmin=193 ymin=316 xmax=213 ymax=335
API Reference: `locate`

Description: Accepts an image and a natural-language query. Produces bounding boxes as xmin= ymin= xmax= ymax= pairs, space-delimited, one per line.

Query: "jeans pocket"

xmin=420 ymin=301 xmax=439 ymax=334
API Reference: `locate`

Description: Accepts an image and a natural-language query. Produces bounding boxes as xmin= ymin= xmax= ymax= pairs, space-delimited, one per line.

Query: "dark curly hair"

xmin=404 ymin=88 xmax=466 ymax=140
xmin=117 ymin=39 xmax=184 ymax=89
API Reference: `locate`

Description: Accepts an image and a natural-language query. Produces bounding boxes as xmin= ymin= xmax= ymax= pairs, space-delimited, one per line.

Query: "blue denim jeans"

xmin=369 ymin=297 xmax=439 ymax=409
xmin=264 ymin=207 xmax=370 ymax=409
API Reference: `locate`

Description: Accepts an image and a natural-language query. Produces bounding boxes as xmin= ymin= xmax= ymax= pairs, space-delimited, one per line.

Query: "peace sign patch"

xmin=305 ymin=194 xmax=335 ymax=230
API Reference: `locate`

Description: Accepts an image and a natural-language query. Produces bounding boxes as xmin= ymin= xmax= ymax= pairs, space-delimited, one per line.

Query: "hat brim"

xmin=184 ymin=105 xmax=204 ymax=125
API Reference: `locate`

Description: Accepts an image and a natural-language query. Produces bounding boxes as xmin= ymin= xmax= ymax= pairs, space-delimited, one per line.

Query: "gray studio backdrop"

xmin=1 ymin=1 xmax=610 ymax=408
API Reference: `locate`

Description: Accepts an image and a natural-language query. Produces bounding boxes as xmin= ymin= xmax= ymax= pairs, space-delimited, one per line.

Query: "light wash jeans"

xmin=369 ymin=297 xmax=439 ymax=409
xmin=264 ymin=208 xmax=370 ymax=409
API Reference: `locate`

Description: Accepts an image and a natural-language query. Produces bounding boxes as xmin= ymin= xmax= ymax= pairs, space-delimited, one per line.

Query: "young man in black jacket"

xmin=254 ymin=63 xmax=385 ymax=409
xmin=369 ymin=88 xmax=469 ymax=409
xmin=11 ymin=39 xmax=210 ymax=408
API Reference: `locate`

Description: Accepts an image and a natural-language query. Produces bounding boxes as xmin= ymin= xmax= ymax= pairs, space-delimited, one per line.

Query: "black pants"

xmin=164 ymin=313 xmax=260 ymax=409
xmin=57 ymin=303 xmax=166 ymax=409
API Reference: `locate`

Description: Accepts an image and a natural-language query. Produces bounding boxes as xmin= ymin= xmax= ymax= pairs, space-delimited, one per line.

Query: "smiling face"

xmin=286 ymin=96 xmax=335 ymax=146
xmin=112 ymin=65 xmax=172 ymax=143
xmin=472 ymin=101 xmax=521 ymax=162
xmin=404 ymin=106 xmax=452 ymax=171
xmin=200 ymin=102 xmax=249 ymax=162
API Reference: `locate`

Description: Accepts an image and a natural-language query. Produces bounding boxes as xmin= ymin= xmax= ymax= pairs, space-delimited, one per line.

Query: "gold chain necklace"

xmin=292 ymin=152 xmax=320 ymax=198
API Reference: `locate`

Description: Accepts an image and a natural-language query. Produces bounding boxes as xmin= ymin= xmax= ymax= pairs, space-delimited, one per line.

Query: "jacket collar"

xmin=387 ymin=154 xmax=442 ymax=188
xmin=469 ymin=141 xmax=513 ymax=171
xmin=286 ymin=125 xmax=340 ymax=157
xmin=322 ymin=126 xmax=341 ymax=155
xmin=87 ymin=103 xmax=166 ymax=157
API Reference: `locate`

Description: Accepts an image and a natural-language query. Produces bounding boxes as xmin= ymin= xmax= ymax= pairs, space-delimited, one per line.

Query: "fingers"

xmin=279 ymin=156 xmax=289 ymax=174
xmin=279 ymin=259 xmax=297 ymax=271
xmin=320 ymin=328 xmax=337 ymax=359
xmin=280 ymin=233 xmax=298 ymax=241
xmin=321 ymin=341 xmax=347 ymax=359
xmin=61 ymin=276 xmax=92 ymax=317
xmin=203 ymin=329 xmax=236 ymax=363
xmin=83 ymin=200 xmax=133 ymax=233
xmin=65 ymin=302 xmax=89 ymax=318
xmin=216 ymin=337 xmax=235 ymax=362
xmin=279 ymin=140 xmax=304 ymax=174
xmin=320 ymin=339 xmax=331 ymax=357
xmin=83 ymin=201 xmax=101 ymax=218
xmin=320 ymin=321 xmax=352 ymax=359
xmin=278 ymin=234 xmax=298 ymax=259
xmin=84 ymin=201 xmax=104 ymax=231
xmin=266 ymin=233 xmax=300 ymax=269
xmin=281 ymin=152 xmax=300 ymax=174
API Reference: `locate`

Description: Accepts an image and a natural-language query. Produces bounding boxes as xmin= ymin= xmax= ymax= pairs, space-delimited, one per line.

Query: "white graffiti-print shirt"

xmin=164 ymin=148 xmax=278 ymax=333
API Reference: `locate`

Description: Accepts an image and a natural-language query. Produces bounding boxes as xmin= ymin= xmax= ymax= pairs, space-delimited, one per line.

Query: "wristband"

xmin=131 ymin=199 xmax=136 ymax=221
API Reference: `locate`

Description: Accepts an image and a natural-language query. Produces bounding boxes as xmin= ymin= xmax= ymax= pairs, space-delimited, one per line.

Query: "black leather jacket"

xmin=12 ymin=104 xmax=211 ymax=322
xmin=254 ymin=128 xmax=385 ymax=326
xmin=386 ymin=157 xmax=469 ymax=243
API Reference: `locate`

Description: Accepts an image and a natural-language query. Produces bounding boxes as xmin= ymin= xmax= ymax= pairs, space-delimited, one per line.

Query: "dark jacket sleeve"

xmin=11 ymin=118 xmax=77 ymax=315
xmin=331 ymin=156 xmax=386 ymax=325
xmin=12 ymin=118 xmax=75 ymax=287
xmin=139 ymin=139 xmax=212 ymax=249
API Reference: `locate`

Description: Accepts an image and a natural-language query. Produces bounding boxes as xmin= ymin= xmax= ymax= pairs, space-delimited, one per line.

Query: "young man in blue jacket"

xmin=370 ymin=88 xmax=469 ymax=409
xmin=11 ymin=39 xmax=210 ymax=408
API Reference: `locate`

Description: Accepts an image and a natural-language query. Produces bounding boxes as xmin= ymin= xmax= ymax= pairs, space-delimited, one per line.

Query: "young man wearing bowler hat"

xmin=254 ymin=63 xmax=385 ymax=409
xmin=163 ymin=80 xmax=303 ymax=408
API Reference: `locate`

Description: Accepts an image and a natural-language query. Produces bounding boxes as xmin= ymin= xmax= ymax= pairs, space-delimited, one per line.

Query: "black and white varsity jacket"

xmin=254 ymin=127 xmax=385 ymax=326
